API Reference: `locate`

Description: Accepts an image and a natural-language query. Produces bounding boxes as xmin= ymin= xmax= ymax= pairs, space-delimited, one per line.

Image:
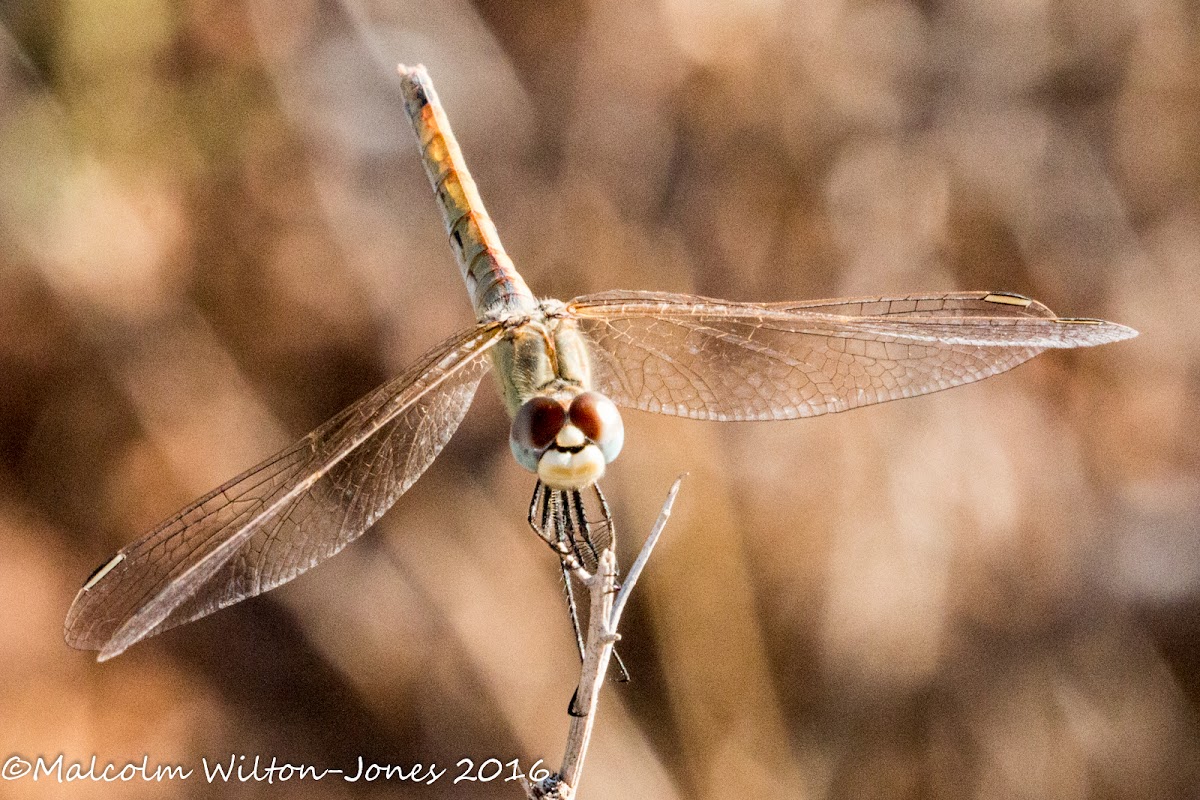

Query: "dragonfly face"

xmin=510 ymin=390 xmax=625 ymax=489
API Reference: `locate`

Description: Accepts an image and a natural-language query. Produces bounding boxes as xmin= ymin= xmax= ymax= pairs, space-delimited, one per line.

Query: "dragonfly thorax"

xmin=491 ymin=310 xmax=590 ymax=411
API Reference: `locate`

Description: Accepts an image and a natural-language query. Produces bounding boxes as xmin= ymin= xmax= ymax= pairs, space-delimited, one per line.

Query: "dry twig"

xmin=521 ymin=476 xmax=685 ymax=799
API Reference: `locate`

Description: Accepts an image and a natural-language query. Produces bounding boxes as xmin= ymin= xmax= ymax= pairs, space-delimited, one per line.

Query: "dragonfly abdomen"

xmin=398 ymin=65 xmax=537 ymax=320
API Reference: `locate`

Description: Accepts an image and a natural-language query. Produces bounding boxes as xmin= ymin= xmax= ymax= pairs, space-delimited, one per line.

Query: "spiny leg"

xmin=557 ymin=489 xmax=590 ymax=570
xmin=593 ymin=483 xmax=615 ymax=552
xmin=570 ymin=490 xmax=601 ymax=569
xmin=527 ymin=480 xmax=552 ymax=547
xmin=561 ymin=558 xmax=586 ymax=659
xmin=562 ymin=556 xmax=589 ymax=718
xmin=558 ymin=492 xmax=597 ymax=668
xmin=555 ymin=489 xmax=593 ymax=718
xmin=555 ymin=490 xmax=589 ymax=665
xmin=526 ymin=480 xmax=544 ymax=533
xmin=527 ymin=480 xmax=581 ymax=570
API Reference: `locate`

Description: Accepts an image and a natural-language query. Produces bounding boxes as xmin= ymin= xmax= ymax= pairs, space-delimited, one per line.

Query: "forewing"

xmin=65 ymin=323 xmax=503 ymax=660
xmin=569 ymin=291 xmax=1136 ymax=421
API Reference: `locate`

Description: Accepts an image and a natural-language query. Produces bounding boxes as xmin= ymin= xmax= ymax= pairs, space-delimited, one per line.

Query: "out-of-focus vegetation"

xmin=0 ymin=0 xmax=1196 ymax=797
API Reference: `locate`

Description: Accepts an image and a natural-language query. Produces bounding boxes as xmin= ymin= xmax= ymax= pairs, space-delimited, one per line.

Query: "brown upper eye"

xmin=569 ymin=392 xmax=611 ymax=441
xmin=512 ymin=396 xmax=567 ymax=450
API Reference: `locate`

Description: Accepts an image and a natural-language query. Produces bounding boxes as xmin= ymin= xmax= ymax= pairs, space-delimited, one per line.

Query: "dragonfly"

xmin=64 ymin=65 xmax=1137 ymax=663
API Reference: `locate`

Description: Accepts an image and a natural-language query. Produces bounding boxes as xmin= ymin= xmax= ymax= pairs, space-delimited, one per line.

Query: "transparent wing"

xmin=568 ymin=290 xmax=1137 ymax=421
xmin=65 ymin=323 xmax=503 ymax=660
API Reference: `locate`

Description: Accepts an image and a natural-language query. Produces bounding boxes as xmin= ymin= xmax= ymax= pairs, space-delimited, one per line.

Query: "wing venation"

xmin=65 ymin=323 xmax=502 ymax=660
xmin=568 ymin=290 xmax=1135 ymax=421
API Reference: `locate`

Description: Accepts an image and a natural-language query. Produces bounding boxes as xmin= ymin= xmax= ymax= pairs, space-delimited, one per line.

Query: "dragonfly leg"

xmin=583 ymin=484 xmax=620 ymax=593
xmin=593 ymin=483 xmax=616 ymax=553
xmin=526 ymin=480 xmax=544 ymax=533
xmin=557 ymin=489 xmax=590 ymax=570
xmin=561 ymin=558 xmax=586 ymax=661
xmin=555 ymin=491 xmax=592 ymax=717
xmin=567 ymin=685 xmax=585 ymax=718
xmin=571 ymin=489 xmax=604 ymax=570
xmin=527 ymin=481 xmax=582 ymax=570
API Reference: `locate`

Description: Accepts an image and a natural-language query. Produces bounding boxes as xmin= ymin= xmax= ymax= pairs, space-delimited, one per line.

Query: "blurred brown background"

xmin=0 ymin=0 xmax=1196 ymax=797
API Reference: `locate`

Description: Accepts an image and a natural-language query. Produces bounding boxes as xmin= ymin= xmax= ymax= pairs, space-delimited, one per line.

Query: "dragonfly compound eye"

xmin=569 ymin=391 xmax=624 ymax=464
xmin=510 ymin=396 xmax=568 ymax=472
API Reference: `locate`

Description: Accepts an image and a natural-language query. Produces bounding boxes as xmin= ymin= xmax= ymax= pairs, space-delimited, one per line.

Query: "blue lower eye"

xmin=509 ymin=438 xmax=541 ymax=473
xmin=597 ymin=426 xmax=625 ymax=463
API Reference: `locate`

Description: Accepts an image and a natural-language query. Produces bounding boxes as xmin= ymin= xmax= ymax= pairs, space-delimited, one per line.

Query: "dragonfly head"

xmin=510 ymin=391 xmax=625 ymax=490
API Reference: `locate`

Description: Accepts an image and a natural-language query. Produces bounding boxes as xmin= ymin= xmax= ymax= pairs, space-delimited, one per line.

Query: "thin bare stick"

xmin=523 ymin=476 xmax=685 ymax=799
xmin=611 ymin=475 xmax=684 ymax=625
